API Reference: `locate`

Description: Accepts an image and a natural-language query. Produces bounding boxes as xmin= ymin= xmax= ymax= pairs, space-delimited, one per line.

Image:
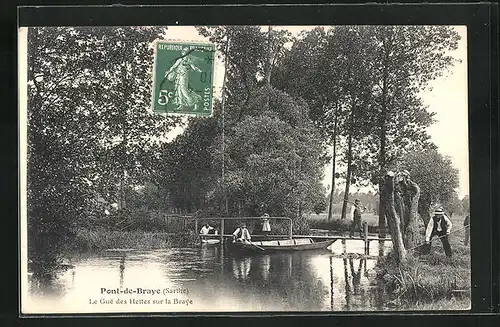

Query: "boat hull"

xmin=201 ymin=239 xmax=221 ymax=245
xmin=227 ymin=238 xmax=335 ymax=254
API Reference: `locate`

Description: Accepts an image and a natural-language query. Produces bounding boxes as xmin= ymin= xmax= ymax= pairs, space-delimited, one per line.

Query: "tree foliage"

xmin=27 ymin=26 xmax=178 ymax=266
xmin=400 ymin=149 xmax=460 ymax=224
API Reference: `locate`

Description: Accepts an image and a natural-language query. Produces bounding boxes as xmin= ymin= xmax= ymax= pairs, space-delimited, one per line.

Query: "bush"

xmin=375 ymin=251 xmax=470 ymax=306
xmin=70 ymin=227 xmax=198 ymax=252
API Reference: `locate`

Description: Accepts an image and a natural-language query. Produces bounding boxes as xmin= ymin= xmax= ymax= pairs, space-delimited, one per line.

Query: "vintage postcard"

xmin=19 ymin=25 xmax=470 ymax=314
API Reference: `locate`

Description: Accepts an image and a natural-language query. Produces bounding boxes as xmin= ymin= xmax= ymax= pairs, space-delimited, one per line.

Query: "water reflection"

xmin=232 ymin=257 xmax=251 ymax=281
xmin=119 ymin=255 xmax=125 ymax=288
xmin=349 ymin=258 xmax=364 ymax=295
xmin=25 ymin=240 xmax=394 ymax=313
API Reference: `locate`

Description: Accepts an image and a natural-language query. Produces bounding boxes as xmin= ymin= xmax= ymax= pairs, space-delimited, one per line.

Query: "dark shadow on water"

xmin=29 ymin=256 xmax=72 ymax=298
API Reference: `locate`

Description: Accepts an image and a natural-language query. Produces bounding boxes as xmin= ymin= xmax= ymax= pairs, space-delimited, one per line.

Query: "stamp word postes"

xmin=152 ymin=41 xmax=216 ymax=116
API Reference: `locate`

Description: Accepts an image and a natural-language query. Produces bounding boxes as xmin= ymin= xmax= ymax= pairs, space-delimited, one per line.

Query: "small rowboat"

xmin=199 ymin=235 xmax=221 ymax=245
xmin=227 ymin=238 xmax=335 ymax=253
xmin=201 ymin=238 xmax=221 ymax=245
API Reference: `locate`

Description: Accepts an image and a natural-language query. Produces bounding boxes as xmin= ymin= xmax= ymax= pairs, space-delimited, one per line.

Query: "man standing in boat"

xmin=232 ymin=222 xmax=252 ymax=243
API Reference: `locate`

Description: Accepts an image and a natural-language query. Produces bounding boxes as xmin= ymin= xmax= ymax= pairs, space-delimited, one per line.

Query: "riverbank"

xmin=375 ymin=214 xmax=470 ymax=310
xmin=70 ymin=227 xmax=198 ymax=252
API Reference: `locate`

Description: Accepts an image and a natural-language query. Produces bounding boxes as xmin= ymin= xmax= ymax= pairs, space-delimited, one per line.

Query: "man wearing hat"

xmin=424 ymin=208 xmax=453 ymax=257
xmin=349 ymin=199 xmax=366 ymax=238
xmin=232 ymin=222 xmax=252 ymax=243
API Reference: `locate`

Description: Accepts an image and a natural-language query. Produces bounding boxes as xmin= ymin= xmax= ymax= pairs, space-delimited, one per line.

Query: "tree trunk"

xmin=394 ymin=190 xmax=404 ymax=232
xmin=341 ymin=133 xmax=353 ymax=220
xmin=378 ymin=39 xmax=390 ymax=238
xmin=403 ymin=179 xmax=421 ymax=249
xmin=221 ymin=30 xmax=231 ymax=215
xmin=265 ymin=26 xmax=273 ymax=87
xmin=380 ymin=172 xmax=407 ymax=263
xmin=327 ymin=103 xmax=339 ymax=221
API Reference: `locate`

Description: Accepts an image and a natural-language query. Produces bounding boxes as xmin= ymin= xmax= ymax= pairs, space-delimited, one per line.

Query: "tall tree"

xmin=273 ymin=27 xmax=345 ymax=220
xmin=26 ymin=26 xmax=178 ymax=267
xmin=274 ymin=26 xmax=378 ymax=220
xmin=366 ymin=26 xmax=461 ymax=236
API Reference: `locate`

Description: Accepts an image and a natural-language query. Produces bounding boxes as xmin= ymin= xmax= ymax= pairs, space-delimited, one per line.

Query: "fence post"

xmin=289 ymin=218 xmax=293 ymax=239
xmin=364 ymin=222 xmax=369 ymax=255
xmin=195 ymin=219 xmax=198 ymax=238
xmin=220 ymin=218 xmax=225 ymax=245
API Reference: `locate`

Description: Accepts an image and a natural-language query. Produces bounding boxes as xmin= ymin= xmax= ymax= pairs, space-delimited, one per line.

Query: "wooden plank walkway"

xmin=200 ymin=234 xmax=392 ymax=242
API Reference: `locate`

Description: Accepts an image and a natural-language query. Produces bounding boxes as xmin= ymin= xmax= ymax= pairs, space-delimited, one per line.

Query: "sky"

xmin=162 ymin=25 xmax=469 ymax=198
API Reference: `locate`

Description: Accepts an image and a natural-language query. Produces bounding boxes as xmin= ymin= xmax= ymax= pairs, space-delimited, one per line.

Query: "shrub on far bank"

xmin=69 ymin=227 xmax=198 ymax=252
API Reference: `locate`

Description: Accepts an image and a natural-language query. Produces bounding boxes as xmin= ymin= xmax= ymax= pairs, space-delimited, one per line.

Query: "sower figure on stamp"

xmin=164 ymin=47 xmax=203 ymax=110
xmin=349 ymin=199 xmax=366 ymax=238
xmin=423 ymin=208 xmax=453 ymax=257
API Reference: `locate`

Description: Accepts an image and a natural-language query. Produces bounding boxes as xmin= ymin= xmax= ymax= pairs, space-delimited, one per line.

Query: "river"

xmin=24 ymin=239 xmax=393 ymax=313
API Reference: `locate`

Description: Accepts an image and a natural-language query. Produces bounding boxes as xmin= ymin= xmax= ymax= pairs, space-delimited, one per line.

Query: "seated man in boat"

xmin=232 ymin=223 xmax=252 ymax=243
xmin=200 ymin=223 xmax=215 ymax=235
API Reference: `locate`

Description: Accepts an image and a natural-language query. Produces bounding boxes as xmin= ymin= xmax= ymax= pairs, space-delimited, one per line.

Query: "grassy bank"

xmin=375 ymin=214 xmax=470 ymax=310
xmin=70 ymin=227 xmax=198 ymax=252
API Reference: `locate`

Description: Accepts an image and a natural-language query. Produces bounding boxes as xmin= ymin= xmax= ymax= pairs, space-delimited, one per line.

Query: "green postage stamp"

xmin=152 ymin=40 xmax=216 ymax=116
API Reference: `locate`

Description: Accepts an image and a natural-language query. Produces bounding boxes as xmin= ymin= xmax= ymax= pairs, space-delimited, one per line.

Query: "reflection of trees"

xmin=227 ymin=252 xmax=327 ymax=310
xmin=330 ymin=256 xmax=334 ymax=310
xmin=28 ymin=268 xmax=68 ymax=298
xmin=232 ymin=257 xmax=252 ymax=281
xmin=119 ymin=254 xmax=126 ymax=288
xmin=260 ymin=255 xmax=271 ymax=281
xmin=349 ymin=258 xmax=364 ymax=295
xmin=342 ymin=258 xmax=382 ymax=310
xmin=343 ymin=258 xmax=351 ymax=310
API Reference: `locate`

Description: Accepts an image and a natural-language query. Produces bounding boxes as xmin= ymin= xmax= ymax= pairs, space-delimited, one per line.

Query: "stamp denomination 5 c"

xmin=152 ymin=40 xmax=216 ymax=115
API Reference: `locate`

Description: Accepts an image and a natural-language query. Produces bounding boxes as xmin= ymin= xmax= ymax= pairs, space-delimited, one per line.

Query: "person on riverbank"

xmin=349 ymin=199 xmax=366 ymax=238
xmin=261 ymin=213 xmax=271 ymax=237
xmin=424 ymin=208 xmax=453 ymax=257
xmin=232 ymin=223 xmax=252 ymax=243
xmin=463 ymin=213 xmax=470 ymax=246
